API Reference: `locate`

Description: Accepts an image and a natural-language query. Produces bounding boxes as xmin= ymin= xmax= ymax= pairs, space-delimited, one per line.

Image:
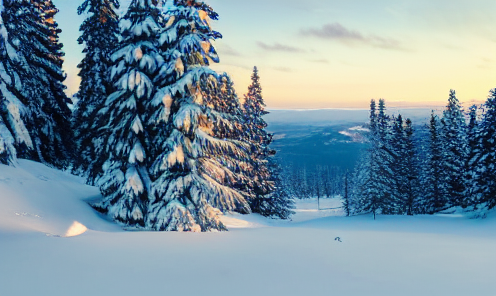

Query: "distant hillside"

xmin=265 ymin=108 xmax=435 ymax=174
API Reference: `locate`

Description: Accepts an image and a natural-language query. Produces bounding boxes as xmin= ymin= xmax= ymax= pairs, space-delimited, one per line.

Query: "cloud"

xmin=257 ymin=42 xmax=306 ymax=53
xmin=217 ymin=44 xmax=242 ymax=57
xmin=300 ymin=23 xmax=404 ymax=50
xmin=273 ymin=67 xmax=293 ymax=72
xmin=309 ymin=58 xmax=330 ymax=64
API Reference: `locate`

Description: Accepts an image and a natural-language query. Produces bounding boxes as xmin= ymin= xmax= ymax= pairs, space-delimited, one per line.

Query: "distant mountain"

xmin=265 ymin=108 xmax=437 ymax=175
xmin=265 ymin=108 xmax=438 ymax=127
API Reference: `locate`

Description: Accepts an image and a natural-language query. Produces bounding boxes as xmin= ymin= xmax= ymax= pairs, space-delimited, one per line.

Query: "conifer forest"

xmin=0 ymin=1 xmax=495 ymax=295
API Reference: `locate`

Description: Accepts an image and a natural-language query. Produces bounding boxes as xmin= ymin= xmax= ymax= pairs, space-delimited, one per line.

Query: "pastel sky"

xmin=53 ymin=0 xmax=496 ymax=109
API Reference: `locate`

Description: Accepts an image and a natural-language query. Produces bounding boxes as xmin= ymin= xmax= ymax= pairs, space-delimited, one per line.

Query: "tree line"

xmin=346 ymin=91 xmax=496 ymax=218
xmin=0 ymin=0 xmax=294 ymax=232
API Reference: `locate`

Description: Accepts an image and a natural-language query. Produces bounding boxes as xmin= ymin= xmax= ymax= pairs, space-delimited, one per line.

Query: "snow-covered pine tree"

xmin=390 ymin=114 xmax=408 ymax=214
xmin=358 ymin=99 xmax=383 ymax=219
xmin=375 ymin=99 xmax=395 ymax=214
xmin=423 ymin=112 xmax=447 ymax=213
xmin=1 ymin=0 xmax=72 ymax=169
xmin=462 ymin=104 xmax=480 ymax=208
xmin=403 ymin=118 xmax=420 ymax=215
xmin=0 ymin=0 xmax=31 ymax=165
xmin=241 ymin=66 xmax=276 ymax=212
xmin=92 ymin=0 xmax=165 ymax=227
xmin=28 ymin=0 xmax=72 ymax=168
xmin=440 ymin=90 xmax=467 ymax=207
xmin=145 ymin=0 xmax=252 ymax=231
xmin=470 ymin=89 xmax=496 ymax=211
xmin=72 ymin=0 xmax=120 ymax=179
xmin=343 ymin=171 xmax=351 ymax=216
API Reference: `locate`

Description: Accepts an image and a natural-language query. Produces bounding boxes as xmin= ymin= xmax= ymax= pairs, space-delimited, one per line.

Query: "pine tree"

xmin=145 ymin=0 xmax=252 ymax=231
xmin=0 ymin=0 xmax=31 ymax=165
xmin=463 ymin=104 xmax=480 ymax=208
xmin=359 ymin=99 xmax=383 ymax=219
xmin=424 ymin=112 xmax=447 ymax=213
xmin=470 ymin=89 xmax=496 ymax=211
xmin=440 ymin=90 xmax=467 ymax=207
xmin=73 ymin=0 xmax=120 ymax=179
xmin=343 ymin=171 xmax=351 ymax=216
xmin=92 ymin=0 xmax=164 ymax=227
xmin=2 ymin=0 xmax=72 ymax=169
xmin=390 ymin=114 xmax=408 ymax=214
xmin=242 ymin=66 xmax=275 ymax=210
xmin=403 ymin=118 xmax=419 ymax=215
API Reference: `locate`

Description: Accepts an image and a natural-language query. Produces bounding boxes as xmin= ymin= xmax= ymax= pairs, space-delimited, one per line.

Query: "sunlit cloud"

xmin=257 ymin=42 xmax=306 ymax=53
xmin=300 ymin=23 xmax=404 ymax=51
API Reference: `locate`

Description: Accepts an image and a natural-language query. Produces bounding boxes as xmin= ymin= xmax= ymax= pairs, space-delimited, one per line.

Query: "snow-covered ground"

xmin=1 ymin=160 xmax=495 ymax=296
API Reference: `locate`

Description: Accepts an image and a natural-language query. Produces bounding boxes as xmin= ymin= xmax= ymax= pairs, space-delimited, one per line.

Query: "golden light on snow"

xmin=64 ymin=221 xmax=87 ymax=237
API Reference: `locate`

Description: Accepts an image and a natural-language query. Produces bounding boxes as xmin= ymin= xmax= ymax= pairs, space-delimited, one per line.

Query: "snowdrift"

xmin=0 ymin=160 xmax=495 ymax=296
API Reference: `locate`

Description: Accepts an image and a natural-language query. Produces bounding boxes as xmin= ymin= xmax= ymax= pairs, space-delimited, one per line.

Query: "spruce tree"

xmin=440 ymin=90 xmax=467 ymax=207
xmin=463 ymin=104 xmax=480 ymax=208
xmin=73 ymin=0 xmax=120 ymax=179
xmin=424 ymin=112 xmax=447 ymax=213
xmin=403 ymin=118 xmax=419 ymax=215
xmin=2 ymin=0 xmax=71 ymax=168
xmin=359 ymin=99 xmax=382 ymax=219
xmin=471 ymin=89 xmax=496 ymax=211
xmin=93 ymin=0 xmax=164 ymax=227
xmin=242 ymin=66 xmax=274 ymax=208
xmin=145 ymin=0 xmax=252 ymax=231
xmin=0 ymin=0 xmax=31 ymax=165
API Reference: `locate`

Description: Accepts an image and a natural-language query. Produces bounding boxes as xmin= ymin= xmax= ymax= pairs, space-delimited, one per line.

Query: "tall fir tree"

xmin=358 ymin=99 xmax=383 ymax=219
xmin=470 ymin=89 xmax=496 ymax=211
xmin=0 ymin=0 xmax=31 ymax=165
xmin=440 ymin=90 xmax=467 ymax=207
xmin=463 ymin=104 xmax=480 ymax=208
xmin=241 ymin=66 xmax=293 ymax=218
xmin=93 ymin=0 xmax=164 ymax=227
xmin=0 ymin=0 xmax=71 ymax=168
xmin=145 ymin=0 xmax=252 ymax=231
xmin=242 ymin=66 xmax=274 ymax=209
xmin=403 ymin=118 xmax=419 ymax=215
xmin=73 ymin=0 xmax=120 ymax=179
xmin=423 ymin=112 xmax=447 ymax=213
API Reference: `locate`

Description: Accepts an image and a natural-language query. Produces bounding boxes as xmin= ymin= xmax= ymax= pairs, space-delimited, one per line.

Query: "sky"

xmin=53 ymin=0 xmax=496 ymax=109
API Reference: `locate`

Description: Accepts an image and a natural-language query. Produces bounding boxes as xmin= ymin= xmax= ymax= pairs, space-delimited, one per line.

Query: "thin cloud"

xmin=217 ymin=44 xmax=242 ymax=57
xmin=257 ymin=42 xmax=306 ymax=53
xmin=273 ymin=66 xmax=293 ymax=72
xmin=300 ymin=23 xmax=404 ymax=51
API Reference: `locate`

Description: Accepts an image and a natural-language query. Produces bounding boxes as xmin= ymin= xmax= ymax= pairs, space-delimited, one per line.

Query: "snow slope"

xmin=1 ymin=161 xmax=495 ymax=296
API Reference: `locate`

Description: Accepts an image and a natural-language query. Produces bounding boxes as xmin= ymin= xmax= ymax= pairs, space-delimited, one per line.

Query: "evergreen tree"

xmin=463 ymin=104 xmax=480 ymax=208
xmin=390 ymin=114 xmax=408 ymax=214
xmin=0 ymin=0 xmax=31 ymax=165
xmin=470 ymin=89 xmax=496 ymax=211
xmin=424 ymin=112 xmax=447 ymax=213
xmin=242 ymin=66 xmax=275 ymax=211
xmin=403 ymin=118 xmax=419 ymax=215
xmin=145 ymin=0 xmax=252 ymax=231
xmin=73 ymin=0 xmax=120 ymax=179
xmin=93 ymin=0 xmax=164 ymax=227
xmin=2 ymin=0 xmax=71 ymax=168
xmin=375 ymin=99 xmax=394 ymax=214
xmin=440 ymin=90 xmax=467 ymax=207
xmin=359 ymin=99 xmax=382 ymax=219
xmin=343 ymin=171 xmax=351 ymax=216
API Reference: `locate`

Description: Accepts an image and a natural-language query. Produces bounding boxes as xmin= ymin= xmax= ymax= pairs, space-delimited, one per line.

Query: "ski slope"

xmin=0 ymin=160 xmax=495 ymax=296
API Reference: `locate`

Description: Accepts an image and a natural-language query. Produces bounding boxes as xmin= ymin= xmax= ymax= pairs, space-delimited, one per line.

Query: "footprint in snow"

xmin=37 ymin=175 xmax=50 ymax=181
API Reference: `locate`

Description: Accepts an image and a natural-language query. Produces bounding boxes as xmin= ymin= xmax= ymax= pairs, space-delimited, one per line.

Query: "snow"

xmin=1 ymin=160 xmax=496 ymax=296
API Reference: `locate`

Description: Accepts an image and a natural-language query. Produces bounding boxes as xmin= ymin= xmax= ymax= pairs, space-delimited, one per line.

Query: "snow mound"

xmin=64 ymin=221 xmax=88 ymax=237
